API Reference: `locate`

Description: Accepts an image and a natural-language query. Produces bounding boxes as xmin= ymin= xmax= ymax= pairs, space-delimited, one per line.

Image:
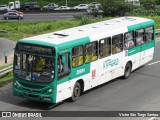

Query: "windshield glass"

xmin=13 ymin=52 xmax=55 ymax=83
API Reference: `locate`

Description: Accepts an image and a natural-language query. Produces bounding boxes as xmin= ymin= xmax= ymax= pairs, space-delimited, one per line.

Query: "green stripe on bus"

xmin=57 ymin=63 xmax=90 ymax=85
xmin=127 ymin=19 xmax=155 ymax=56
xmin=128 ymin=41 xmax=155 ymax=56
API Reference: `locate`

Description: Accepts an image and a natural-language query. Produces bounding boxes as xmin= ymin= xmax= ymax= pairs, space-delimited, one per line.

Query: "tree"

xmin=98 ymin=0 xmax=136 ymax=17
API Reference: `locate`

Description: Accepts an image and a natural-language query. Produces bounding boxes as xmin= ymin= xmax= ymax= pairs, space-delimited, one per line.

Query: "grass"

xmin=0 ymin=16 xmax=108 ymax=42
xmin=0 ymin=16 xmax=160 ymax=42
xmin=0 ymin=20 xmax=78 ymax=42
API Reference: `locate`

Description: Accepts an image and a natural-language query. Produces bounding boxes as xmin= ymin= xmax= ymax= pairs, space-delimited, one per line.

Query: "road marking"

xmin=148 ymin=61 xmax=160 ymax=66
xmin=149 ymin=117 xmax=160 ymax=120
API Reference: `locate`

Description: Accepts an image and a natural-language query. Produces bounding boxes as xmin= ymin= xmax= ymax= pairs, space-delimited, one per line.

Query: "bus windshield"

xmin=13 ymin=52 xmax=55 ymax=83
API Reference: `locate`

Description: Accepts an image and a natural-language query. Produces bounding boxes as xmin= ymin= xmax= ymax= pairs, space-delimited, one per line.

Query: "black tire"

xmin=70 ymin=82 xmax=81 ymax=102
xmin=6 ymin=17 xmax=9 ymax=20
xmin=4 ymin=9 xmax=8 ymax=12
xmin=123 ymin=62 xmax=132 ymax=79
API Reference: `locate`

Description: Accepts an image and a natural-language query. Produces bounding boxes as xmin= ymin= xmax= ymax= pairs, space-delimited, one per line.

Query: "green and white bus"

xmin=13 ymin=17 xmax=156 ymax=103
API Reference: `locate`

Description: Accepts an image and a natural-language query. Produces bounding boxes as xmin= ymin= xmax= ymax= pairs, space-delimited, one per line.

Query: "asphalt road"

xmin=0 ymin=40 xmax=160 ymax=120
xmin=0 ymin=12 xmax=84 ymax=22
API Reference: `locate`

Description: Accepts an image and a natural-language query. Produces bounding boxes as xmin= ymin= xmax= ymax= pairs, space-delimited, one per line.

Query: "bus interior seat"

xmin=72 ymin=58 xmax=76 ymax=67
xmin=78 ymin=56 xmax=83 ymax=65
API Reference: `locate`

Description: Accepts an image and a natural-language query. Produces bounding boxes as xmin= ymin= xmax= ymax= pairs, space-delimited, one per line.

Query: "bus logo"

xmin=103 ymin=59 xmax=119 ymax=69
xmin=92 ymin=69 xmax=96 ymax=78
xmin=76 ymin=68 xmax=85 ymax=75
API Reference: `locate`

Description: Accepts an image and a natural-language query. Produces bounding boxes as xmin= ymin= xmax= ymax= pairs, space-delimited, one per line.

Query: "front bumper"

xmin=13 ymin=84 xmax=56 ymax=103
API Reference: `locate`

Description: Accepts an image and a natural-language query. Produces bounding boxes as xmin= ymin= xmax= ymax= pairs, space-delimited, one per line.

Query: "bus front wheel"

xmin=70 ymin=82 xmax=81 ymax=102
xmin=123 ymin=62 xmax=132 ymax=79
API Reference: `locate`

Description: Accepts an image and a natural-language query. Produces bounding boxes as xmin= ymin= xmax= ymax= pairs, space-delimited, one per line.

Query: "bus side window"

xmin=85 ymin=41 xmax=98 ymax=63
xmin=58 ymin=53 xmax=71 ymax=80
xmin=112 ymin=34 xmax=123 ymax=54
xmin=135 ymin=29 xmax=144 ymax=45
xmin=99 ymin=37 xmax=111 ymax=58
xmin=72 ymin=45 xmax=84 ymax=67
xmin=124 ymin=31 xmax=134 ymax=50
xmin=145 ymin=26 xmax=154 ymax=42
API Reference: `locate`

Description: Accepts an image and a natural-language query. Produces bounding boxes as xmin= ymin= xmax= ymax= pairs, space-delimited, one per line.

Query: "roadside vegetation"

xmin=0 ymin=16 xmax=108 ymax=42
xmin=0 ymin=16 xmax=160 ymax=42
xmin=99 ymin=0 xmax=160 ymax=17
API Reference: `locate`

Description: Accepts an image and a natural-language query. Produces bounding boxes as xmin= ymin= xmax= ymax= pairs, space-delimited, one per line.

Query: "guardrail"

xmin=0 ymin=30 xmax=9 ymax=35
xmin=0 ymin=65 xmax=13 ymax=76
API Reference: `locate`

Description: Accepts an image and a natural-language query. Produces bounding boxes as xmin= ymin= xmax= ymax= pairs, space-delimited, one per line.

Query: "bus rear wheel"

xmin=70 ymin=82 xmax=81 ymax=102
xmin=123 ymin=62 xmax=132 ymax=79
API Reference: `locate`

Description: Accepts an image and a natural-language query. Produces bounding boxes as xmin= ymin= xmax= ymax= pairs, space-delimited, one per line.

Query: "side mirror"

xmin=5 ymin=56 xmax=7 ymax=64
xmin=62 ymin=56 xmax=66 ymax=64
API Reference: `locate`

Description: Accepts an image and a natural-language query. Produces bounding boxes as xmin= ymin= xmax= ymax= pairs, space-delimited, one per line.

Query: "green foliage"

xmin=0 ymin=17 xmax=109 ymax=41
xmin=140 ymin=0 xmax=160 ymax=5
xmin=0 ymin=20 xmax=80 ymax=41
xmin=0 ymin=15 xmax=160 ymax=43
xmin=127 ymin=6 xmax=160 ymax=16
xmin=74 ymin=15 xmax=103 ymax=25
xmin=99 ymin=0 xmax=137 ymax=17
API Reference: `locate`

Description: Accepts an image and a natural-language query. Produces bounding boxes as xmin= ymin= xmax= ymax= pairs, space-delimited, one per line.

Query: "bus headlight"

xmin=44 ymin=88 xmax=53 ymax=94
xmin=13 ymin=81 xmax=21 ymax=89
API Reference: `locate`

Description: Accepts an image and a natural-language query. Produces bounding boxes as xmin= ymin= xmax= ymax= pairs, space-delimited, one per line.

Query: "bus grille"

xmin=19 ymin=81 xmax=46 ymax=89
xmin=22 ymin=88 xmax=40 ymax=93
xmin=23 ymin=93 xmax=39 ymax=98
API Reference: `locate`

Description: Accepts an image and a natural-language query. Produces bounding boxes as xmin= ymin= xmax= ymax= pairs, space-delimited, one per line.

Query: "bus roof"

xmin=19 ymin=17 xmax=154 ymax=47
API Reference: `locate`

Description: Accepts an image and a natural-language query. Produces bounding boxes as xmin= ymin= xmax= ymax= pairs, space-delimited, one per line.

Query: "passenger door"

xmin=56 ymin=52 xmax=72 ymax=102
xmin=98 ymin=37 xmax=111 ymax=85
xmin=110 ymin=34 xmax=123 ymax=79
xmin=134 ymin=29 xmax=145 ymax=67
xmin=140 ymin=26 xmax=155 ymax=65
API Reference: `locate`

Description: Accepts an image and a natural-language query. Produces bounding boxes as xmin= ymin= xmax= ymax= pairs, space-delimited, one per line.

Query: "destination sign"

xmin=17 ymin=43 xmax=54 ymax=55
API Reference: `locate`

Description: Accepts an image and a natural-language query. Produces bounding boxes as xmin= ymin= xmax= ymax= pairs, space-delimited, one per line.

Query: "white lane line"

xmin=148 ymin=61 xmax=160 ymax=66
xmin=149 ymin=117 xmax=160 ymax=120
